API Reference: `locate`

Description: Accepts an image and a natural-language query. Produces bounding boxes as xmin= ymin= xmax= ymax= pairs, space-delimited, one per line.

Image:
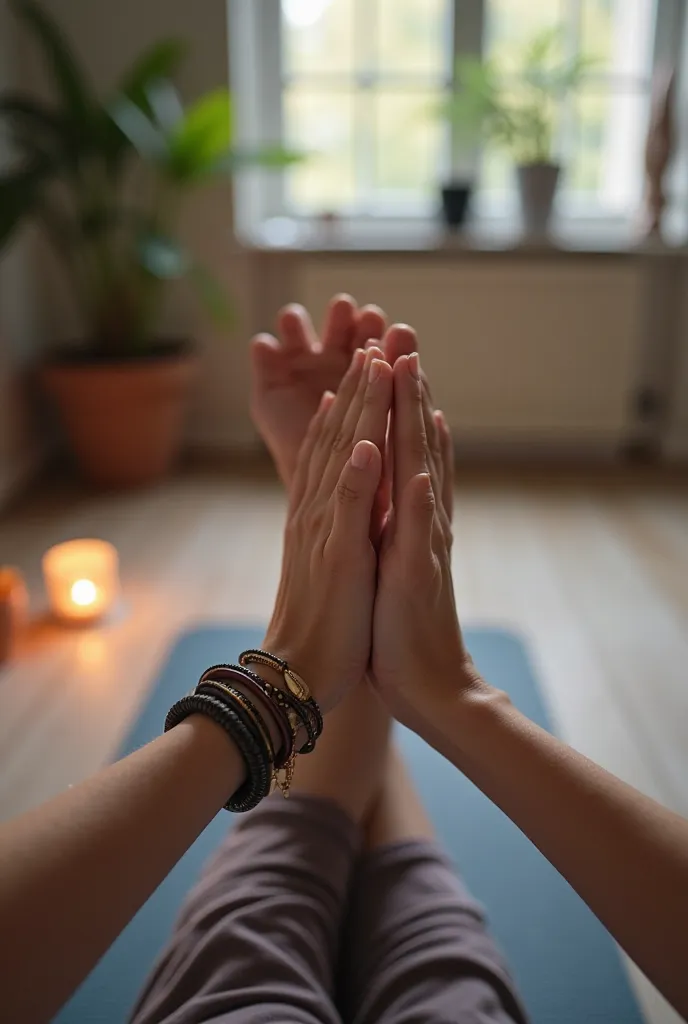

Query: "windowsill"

xmin=239 ymin=216 xmax=688 ymax=258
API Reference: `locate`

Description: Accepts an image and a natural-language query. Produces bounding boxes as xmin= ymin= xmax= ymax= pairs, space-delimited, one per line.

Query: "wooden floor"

xmin=0 ymin=466 xmax=687 ymax=1024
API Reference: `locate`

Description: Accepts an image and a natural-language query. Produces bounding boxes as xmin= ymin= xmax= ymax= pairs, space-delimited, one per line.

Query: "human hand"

xmin=262 ymin=346 xmax=394 ymax=713
xmin=250 ymin=294 xmax=416 ymax=486
xmin=372 ymin=354 xmax=485 ymax=742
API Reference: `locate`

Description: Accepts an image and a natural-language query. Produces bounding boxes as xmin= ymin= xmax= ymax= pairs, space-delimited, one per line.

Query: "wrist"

xmin=175 ymin=714 xmax=247 ymax=798
xmin=433 ymin=677 xmax=513 ymax=765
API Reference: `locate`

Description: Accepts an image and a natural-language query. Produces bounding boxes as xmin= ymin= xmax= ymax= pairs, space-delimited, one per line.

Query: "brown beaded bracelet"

xmin=239 ymin=648 xmax=312 ymax=701
xmin=239 ymin=649 xmax=324 ymax=739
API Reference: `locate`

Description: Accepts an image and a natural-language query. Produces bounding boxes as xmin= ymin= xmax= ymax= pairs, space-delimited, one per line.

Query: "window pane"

xmin=374 ymin=91 xmax=446 ymax=202
xmin=377 ymin=0 xmax=451 ymax=77
xmin=568 ymin=89 xmax=650 ymax=212
xmin=485 ymin=0 xmax=565 ymax=58
xmin=282 ymin=0 xmax=354 ymax=76
xmin=580 ymin=0 xmax=657 ymax=79
xmin=284 ymin=88 xmax=356 ymax=210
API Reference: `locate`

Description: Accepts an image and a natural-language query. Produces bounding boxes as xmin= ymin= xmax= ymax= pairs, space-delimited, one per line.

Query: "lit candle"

xmin=42 ymin=540 xmax=119 ymax=624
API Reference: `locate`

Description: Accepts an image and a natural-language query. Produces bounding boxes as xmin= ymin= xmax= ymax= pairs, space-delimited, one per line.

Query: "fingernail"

xmin=352 ymin=441 xmax=373 ymax=469
xmin=369 ymin=359 xmax=383 ymax=383
xmin=352 ymin=348 xmax=366 ymax=370
xmin=409 ymin=353 xmax=420 ymax=380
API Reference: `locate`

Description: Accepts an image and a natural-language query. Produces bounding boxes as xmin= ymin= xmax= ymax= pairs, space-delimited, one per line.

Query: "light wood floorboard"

xmin=0 ymin=467 xmax=686 ymax=1024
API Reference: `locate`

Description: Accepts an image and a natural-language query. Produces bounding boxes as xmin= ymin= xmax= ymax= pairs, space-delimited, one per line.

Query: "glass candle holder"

xmin=43 ymin=540 xmax=119 ymax=625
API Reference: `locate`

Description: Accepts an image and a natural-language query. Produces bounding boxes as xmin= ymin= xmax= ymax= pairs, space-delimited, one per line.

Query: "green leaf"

xmin=0 ymin=167 xmax=41 ymax=250
xmin=145 ymin=80 xmax=185 ymax=135
xmin=118 ymin=39 xmax=188 ymax=113
xmin=11 ymin=1 xmax=94 ymax=127
xmin=138 ymin=234 xmax=190 ymax=279
xmin=190 ymin=263 xmax=233 ymax=327
xmin=109 ymin=97 xmax=168 ymax=164
xmin=221 ymin=144 xmax=305 ymax=172
xmin=166 ymin=89 xmax=232 ymax=181
xmin=103 ymin=41 xmax=187 ymax=171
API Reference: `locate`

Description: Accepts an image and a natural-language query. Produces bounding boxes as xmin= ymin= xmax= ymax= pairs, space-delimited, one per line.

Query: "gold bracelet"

xmin=239 ymin=649 xmax=311 ymax=702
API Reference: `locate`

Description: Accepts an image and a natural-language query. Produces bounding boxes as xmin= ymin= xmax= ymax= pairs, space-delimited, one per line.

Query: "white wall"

xmin=0 ymin=0 xmax=43 ymax=507
xmin=9 ymin=1 xmax=688 ymax=466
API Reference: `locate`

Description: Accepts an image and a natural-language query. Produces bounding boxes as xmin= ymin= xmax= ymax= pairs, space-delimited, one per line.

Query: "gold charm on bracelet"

xmin=284 ymin=667 xmax=310 ymax=701
xmin=272 ymin=750 xmax=296 ymax=798
xmin=239 ymin=649 xmax=312 ymax=702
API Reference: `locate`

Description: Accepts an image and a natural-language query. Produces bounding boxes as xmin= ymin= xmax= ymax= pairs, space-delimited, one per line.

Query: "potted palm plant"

xmin=0 ymin=1 xmax=298 ymax=487
xmin=449 ymin=28 xmax=591 ymax=237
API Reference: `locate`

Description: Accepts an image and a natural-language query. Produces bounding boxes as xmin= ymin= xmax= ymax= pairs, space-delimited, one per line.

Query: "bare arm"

xmin=0 ymin=716 xmax=243 ymax=1024
xmin=0 ymin=347 xmax=392 ymax=1024
xmin=436 ymin=684 xmax=688 ymax=1020
xmin=373 ymin=351 xmax=688 ymax=1022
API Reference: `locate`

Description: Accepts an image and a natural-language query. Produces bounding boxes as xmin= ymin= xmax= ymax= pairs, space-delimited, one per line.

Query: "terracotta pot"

xmin=43 ymin=347 xmax=197 ymax=488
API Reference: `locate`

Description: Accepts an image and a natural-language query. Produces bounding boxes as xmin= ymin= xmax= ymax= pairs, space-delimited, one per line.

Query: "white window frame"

xmin=229 ymin=0 xmax=685 ymax=242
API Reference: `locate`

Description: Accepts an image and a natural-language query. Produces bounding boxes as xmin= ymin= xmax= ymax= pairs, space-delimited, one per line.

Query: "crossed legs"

xmin=131 ymin=683 xmax=527 ymax=1024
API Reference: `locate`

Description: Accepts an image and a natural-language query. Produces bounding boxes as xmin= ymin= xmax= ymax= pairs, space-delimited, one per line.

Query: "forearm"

xmin=0 ymin=716 xmax=244 ymax=1024
xmin=438 ymin=684 xmax=688 ymax=1019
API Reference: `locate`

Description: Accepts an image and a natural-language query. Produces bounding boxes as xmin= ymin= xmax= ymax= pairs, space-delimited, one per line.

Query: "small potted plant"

xmin=0 ymin=1 xmax=298 ymax=488
xmin=450 ymin=28 xmax=591 ymax=237
xmin=435 ymin=60 xmax=510 ymax=231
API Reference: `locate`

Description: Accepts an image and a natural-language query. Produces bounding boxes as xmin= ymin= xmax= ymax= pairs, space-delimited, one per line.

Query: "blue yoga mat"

xmin=57 ymin=625 xmax=642 ymax=1024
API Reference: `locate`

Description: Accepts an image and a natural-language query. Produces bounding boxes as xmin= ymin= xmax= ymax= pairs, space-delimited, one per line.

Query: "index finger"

xmin=392 ymin=353 xmax=428 ymax=514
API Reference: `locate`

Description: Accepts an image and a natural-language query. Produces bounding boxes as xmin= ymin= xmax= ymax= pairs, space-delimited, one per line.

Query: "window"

xmin=231 ymin=0 xmax=684 ymax=234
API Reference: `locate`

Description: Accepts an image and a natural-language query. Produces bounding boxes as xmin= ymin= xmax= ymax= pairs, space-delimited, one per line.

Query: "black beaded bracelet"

xmin=259 ymin=678 xmax=320 ymax=754
xmin=199 ymin=662 xmax=321 ymax=757
xmin=164 ymin=693 xmax=272 ymax=813
xmin=239 ymin=649 xmax=324 ymax=738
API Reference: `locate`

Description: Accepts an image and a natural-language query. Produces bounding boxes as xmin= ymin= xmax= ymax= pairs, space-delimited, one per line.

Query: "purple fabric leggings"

xmin=130 ymin=795 xmax=528 ymax=1024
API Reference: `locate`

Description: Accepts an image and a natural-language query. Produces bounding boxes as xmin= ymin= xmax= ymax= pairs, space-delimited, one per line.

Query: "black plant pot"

xmin=441 ymin=182 xmax=473 ymax=230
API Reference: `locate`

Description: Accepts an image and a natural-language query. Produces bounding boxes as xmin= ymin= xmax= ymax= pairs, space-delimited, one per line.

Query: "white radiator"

xmin=302 ymin=258 xmax=645 ymax=453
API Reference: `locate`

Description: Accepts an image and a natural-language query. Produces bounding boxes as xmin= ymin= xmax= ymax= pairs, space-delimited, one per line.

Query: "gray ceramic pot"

xmin=516 ymin=163 xmax=561 ymax=238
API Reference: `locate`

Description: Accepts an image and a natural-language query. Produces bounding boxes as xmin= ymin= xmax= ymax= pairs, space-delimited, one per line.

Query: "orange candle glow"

xmin=42 ymin=540 xmax=119 ymax=624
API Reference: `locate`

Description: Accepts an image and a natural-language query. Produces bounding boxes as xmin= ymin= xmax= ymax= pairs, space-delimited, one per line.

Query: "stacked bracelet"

xmin=197 ymin=664 xmax=294 ymax=768
xmin=164 ymin=651 xmax=323 ymax=810
xmin=239 ymin=649 xmax=324 ymax=739
xmin=196 ymin=681 xmax=275 ymax=764
xmin=164 ymin=693 xmax=272 ymax=813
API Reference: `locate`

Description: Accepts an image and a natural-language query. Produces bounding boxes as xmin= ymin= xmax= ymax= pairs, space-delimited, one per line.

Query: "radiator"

xmin=301 ymin=257 xmax=646 ymax=453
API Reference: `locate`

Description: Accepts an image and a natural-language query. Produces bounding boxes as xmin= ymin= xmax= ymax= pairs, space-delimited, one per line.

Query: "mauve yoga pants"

xmin=130 ymin=795 xmax=528 ymax=1024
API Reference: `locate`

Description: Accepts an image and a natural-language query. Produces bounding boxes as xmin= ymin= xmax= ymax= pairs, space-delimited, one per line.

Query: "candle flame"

xmin=71 ymin=579 xmax=97 ymax=607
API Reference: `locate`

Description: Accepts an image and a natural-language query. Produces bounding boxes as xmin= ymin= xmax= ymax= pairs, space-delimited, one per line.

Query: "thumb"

xmin=397 ymin=472 xmax=435 ymax=565
xmin=328 ymin=440 xmax=383 ymax=550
